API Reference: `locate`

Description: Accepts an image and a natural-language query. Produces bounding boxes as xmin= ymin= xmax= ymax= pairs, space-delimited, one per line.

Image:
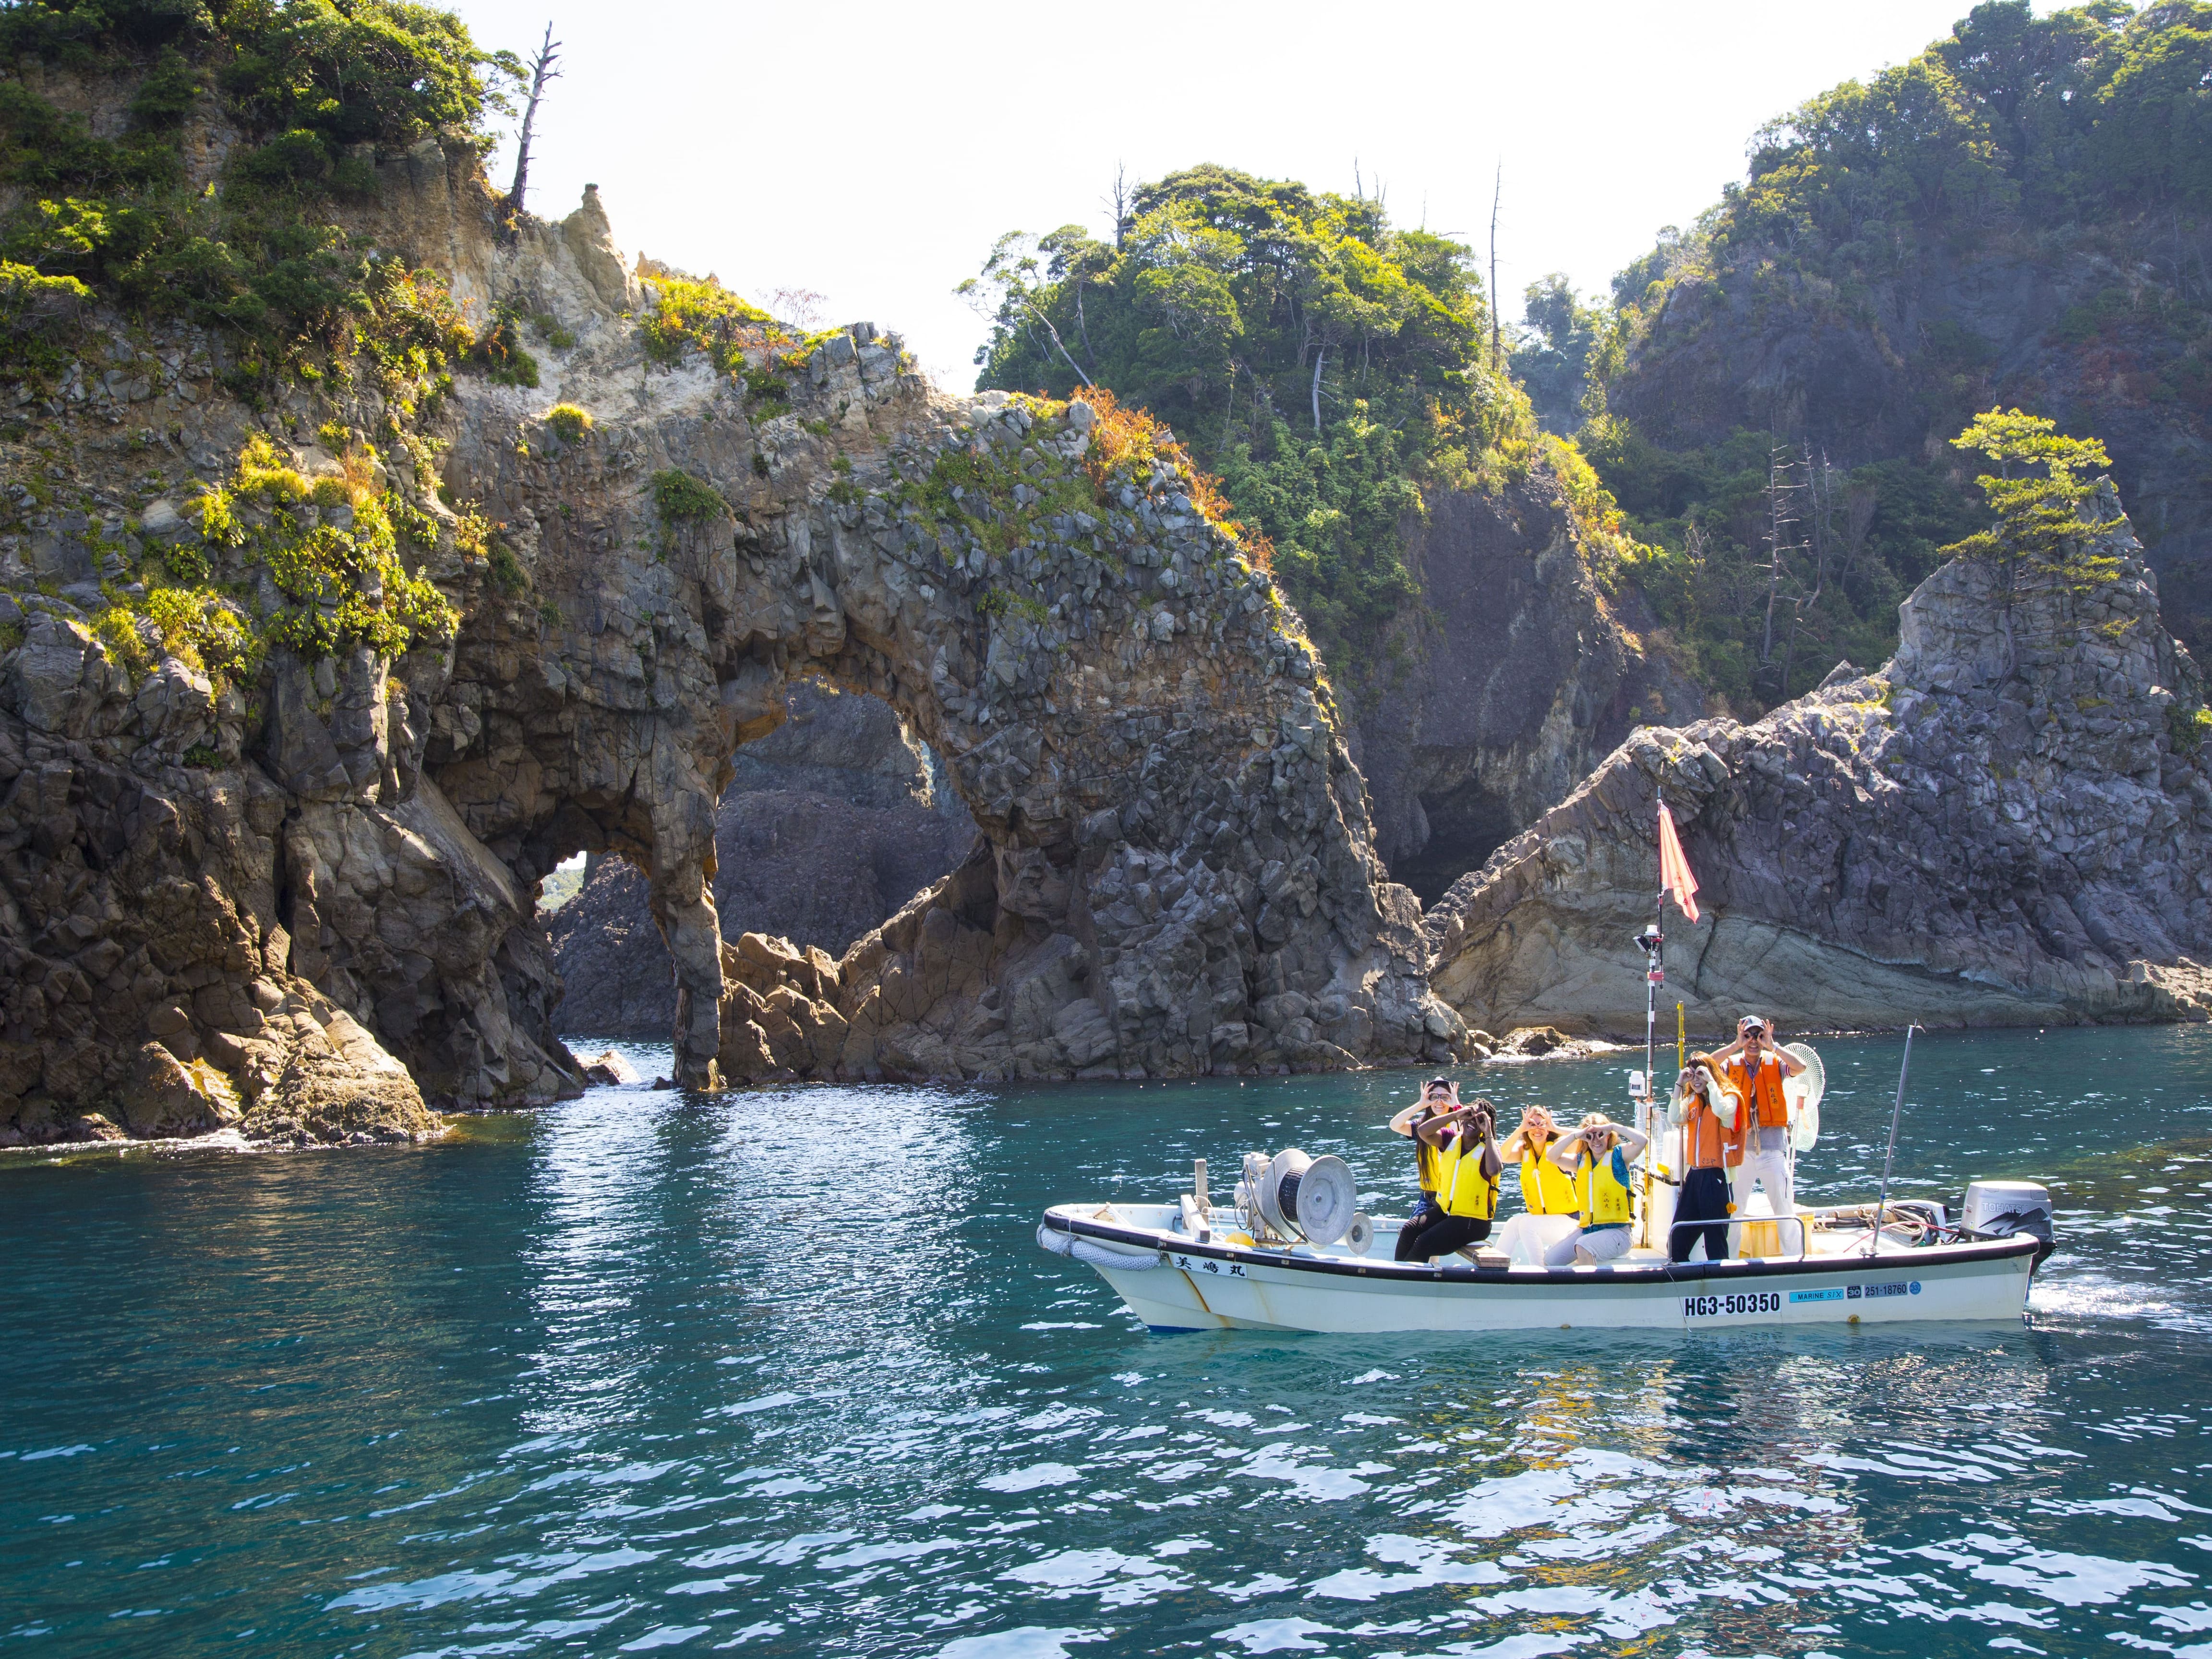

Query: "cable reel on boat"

xmin=1237 ymin=1148 xmax=1360 ymax=1247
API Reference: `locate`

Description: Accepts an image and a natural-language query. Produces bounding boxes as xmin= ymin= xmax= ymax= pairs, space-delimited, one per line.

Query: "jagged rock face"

xmin=0 ymin=139 xmax=608 ymax=1139
xmin=1350 ymin=483 xmax=1708 ymax=902
xmin=548 ymin=683 xmax=975 ymax=1038
xmin=0 ymin=140 xmax=1466 ymax=1135
xmin=0 ymin=703 xmax=437 ymax=1144
xmin=1426 ymin=486 xmax=2212 ymax=1034
xmin=445 ymin=350 xmax=1460 ymax=1082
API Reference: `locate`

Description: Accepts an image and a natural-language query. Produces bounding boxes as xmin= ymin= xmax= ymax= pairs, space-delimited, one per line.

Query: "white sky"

xmin=451 ymin=0 xmax=1986 ymax=390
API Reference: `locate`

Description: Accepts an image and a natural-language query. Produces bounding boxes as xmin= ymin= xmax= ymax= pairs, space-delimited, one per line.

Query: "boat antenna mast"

xmin=1632 ymin=799 xmax=1667 ymax=1246
xmin=1645 ymin=789 xmax=1702 ymax=1250
xmin=1868 ymin=1023 xmax=1921 ymax=1254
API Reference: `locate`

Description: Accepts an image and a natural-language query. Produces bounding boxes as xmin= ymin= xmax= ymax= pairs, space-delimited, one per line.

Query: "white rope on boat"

xmin=1036 ymin=1222 xmax=1165 ymax=1270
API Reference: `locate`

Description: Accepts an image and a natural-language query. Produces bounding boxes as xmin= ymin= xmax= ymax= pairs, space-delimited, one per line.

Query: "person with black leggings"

xmin=1669 ymin=1057 xmax=1737 ymax=1262
xmin=1395 ymin=1095 xmax=1502 ymax=1262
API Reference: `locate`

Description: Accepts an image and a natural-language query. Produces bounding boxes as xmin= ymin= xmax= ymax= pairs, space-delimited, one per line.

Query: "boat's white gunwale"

xmin=1040 ymin=1206 xmax=2042 ymax=1287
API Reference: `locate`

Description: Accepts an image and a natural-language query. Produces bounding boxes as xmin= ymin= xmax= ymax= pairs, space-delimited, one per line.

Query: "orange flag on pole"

xmin=1657 ymin=800 xmax=1700 ymax=924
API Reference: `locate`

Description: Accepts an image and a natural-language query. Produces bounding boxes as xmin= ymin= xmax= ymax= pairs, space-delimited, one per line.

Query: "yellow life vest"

xmin=1576 ymin=1149 xmax=1633 ymax=1227
xmin=1415 ymin=1136 xmax=1443 ymax=1195
xmin=1519 ymin=1148 xmax=1580 ymax=1216
xmin=1436 ymin=1136 xmax=1497 ymax=1220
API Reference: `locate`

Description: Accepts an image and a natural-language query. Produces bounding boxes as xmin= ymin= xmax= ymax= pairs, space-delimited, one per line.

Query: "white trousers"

xmin=1730 ymin=1145 xmax=1794 ymax=1220
xmin=1571 ymin=1225 xmax=1633 ymax=1264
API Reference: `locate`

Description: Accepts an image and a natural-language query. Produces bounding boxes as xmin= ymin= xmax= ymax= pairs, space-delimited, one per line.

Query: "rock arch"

xmin=0 ymin=172 xmax=1467 ymax=1146
xmin=433 ymin=301 xmax=1466 ymax=1086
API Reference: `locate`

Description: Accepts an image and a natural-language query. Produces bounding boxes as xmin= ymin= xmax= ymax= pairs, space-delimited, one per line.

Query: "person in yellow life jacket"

xmin=1546 ymin=1113 xmax=1651 ymax=1265
xmin=1387 ymin=1077 xmax=1458 ymax=1210
xmin=1669 ymin=1055 xmax=1740 ymax=1262
xmin=1394 ymin=1095 xmax=1502 ymax=1262
xmin=1715 ymin=1015 xmax=1805 ymax=1230
xmin=1499 ymin=1105 xmax=1580 ymax=1218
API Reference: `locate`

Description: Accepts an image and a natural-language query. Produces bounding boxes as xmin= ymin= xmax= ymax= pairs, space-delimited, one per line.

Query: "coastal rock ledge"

xmin=1426 ymin=484 xmax=2212 ymax=1034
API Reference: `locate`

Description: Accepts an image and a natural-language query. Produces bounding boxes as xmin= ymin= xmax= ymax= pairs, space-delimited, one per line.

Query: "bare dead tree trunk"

xmin=1759 ymin=446 xmax=1804 ymax=684
xmin=1026 ymin=299 xmax=1092 ymax=387
xmin=1311 ymin=346 xmax=1326 ymax=435
xmin=1489 ymin=161 xmax=1503 ymax=374
xmin=1776 ymin=445 xmax=1837 ymax=699
xmin=503 ymin=23 xmax=562 ymax=224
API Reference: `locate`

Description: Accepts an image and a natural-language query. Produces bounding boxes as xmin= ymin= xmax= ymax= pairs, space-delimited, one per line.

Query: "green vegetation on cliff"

xmin=967 ymin=166 xmax=1633 ymax=692
xmin=0 ymin=0 xmax=516 ymax=384
xmin=94 ymin=431 xmax=457 ymax=692
xmin=1572 ymin=0 xmax=2212 ymax=703
xmin=0 ymin=0 xmax=537 ymax=748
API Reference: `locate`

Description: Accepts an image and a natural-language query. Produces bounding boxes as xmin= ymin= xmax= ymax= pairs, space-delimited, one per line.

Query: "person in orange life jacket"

xmin=1498 ymin=1104 xmax=1580 ymax=1218
xmin=1714 ymin=1014 xmax=1805 ymax=1227
xmin=1546 ymin=1112 xmax=1651 ymax=1265
xmin=1668 ymin=1056 xmax=1739 ymax=1262
xmin=1394 ymin=1091 xmax=1503 ymax=1263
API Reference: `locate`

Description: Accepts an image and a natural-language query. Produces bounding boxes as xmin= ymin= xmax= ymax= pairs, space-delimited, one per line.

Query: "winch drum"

xmin=1250 ymin=1149 xmax=1359 ymax=1246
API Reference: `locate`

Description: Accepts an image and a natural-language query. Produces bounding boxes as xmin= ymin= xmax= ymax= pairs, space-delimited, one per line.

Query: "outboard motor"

xmin=1963 ymin=1178 xmax=2056 ymax=1266
xmin=1239 ymin=1149 xmax=1361 ymax=1247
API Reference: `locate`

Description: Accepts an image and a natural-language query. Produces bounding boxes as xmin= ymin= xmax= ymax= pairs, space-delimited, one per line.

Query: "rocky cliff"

xmin=548 ymin=682 xmax=974 ymax=1038
xmin=1426 ymin=484 xmax=2212 ymax=1034
xmin=1350 ymin=482 xmax=1708 ymax=902
xmin=0 ymin=130 xmax=1471 ymax=1142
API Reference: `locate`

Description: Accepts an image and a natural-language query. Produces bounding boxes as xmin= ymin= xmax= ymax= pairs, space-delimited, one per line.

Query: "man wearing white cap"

xmin=1715 ymin=1014 xmax=1805 ymax=1234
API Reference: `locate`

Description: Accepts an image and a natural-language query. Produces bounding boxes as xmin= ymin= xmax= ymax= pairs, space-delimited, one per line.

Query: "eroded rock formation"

xmin=0 ymin=138 xmax=1469 ymax=1142
xmin=548 ymin=682 xmax=974 ymax=1038
xmin=1426 ymin=485 xmax=2212 ymax=1033
xmin=1350 ymin=484 xmax=1708 ymax=902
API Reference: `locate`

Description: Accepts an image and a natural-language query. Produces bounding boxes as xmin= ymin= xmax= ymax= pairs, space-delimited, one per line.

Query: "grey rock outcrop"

xmin=1427 ymin=483 xmax=2212 ymax=1033
xmin=0 ymin=697 xmax=444 ymax=1143
xmin=1350 ymin=483 xmax=1708 ymax=901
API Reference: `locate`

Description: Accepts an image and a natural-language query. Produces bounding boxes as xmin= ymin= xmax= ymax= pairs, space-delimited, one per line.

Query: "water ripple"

xmin=4 ymin=1028 xmax=2212 ymax=1655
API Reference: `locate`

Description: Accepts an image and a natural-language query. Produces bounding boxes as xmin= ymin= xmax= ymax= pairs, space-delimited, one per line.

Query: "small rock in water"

xmin=651 ymin=1076 xmax=676 ymax=1091
xmin=1497 ymin=1025 xmax=1570 ymax=1058
xmin=580 ymin=1049 xmax=639 ymax=1087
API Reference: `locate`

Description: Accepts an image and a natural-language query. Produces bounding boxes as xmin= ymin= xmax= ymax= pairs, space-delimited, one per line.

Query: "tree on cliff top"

xmin=0 ymin=0 xmax=520 ymax=369
xmin=1944 ymin=407 xmax=2116 ymax=672
xmin=968 ymin=165 xmax=1602 ymax=692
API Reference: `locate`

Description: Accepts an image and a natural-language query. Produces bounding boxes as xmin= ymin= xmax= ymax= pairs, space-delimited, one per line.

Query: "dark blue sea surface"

xmin=4 ymin=1027 xmax=2212 ymax=1659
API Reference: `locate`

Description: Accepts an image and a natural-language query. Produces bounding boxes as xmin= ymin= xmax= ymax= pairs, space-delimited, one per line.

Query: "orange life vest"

xmin=1725 ymin=1054 xmax=1790 ymax=1131
xmin=1683 ymin=1092 xmax=1730 ymax=1170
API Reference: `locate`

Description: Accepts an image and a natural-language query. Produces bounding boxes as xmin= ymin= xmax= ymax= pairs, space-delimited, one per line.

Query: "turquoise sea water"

xmin=4 ymin=1027 xmax=2212 ymax=1659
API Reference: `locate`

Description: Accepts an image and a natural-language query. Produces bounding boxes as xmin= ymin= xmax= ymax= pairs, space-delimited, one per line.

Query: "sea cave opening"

xmin=541 ymin=682 xmax=980 ymax=1041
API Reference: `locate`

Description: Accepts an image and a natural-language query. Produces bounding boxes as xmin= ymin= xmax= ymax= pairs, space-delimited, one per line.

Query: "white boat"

xmin=1037 ymin=1187 xmax=2050 ymax=1334
xmin=1042 ymin=812 xmax=2058 ymax=1337
xmin=1038 ymin=1031 xmax=2057 ymax=1336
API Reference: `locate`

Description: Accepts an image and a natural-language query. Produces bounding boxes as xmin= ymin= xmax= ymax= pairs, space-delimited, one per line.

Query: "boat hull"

xmin=1043 ymin=1206 xmax=2039 ymax=1335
